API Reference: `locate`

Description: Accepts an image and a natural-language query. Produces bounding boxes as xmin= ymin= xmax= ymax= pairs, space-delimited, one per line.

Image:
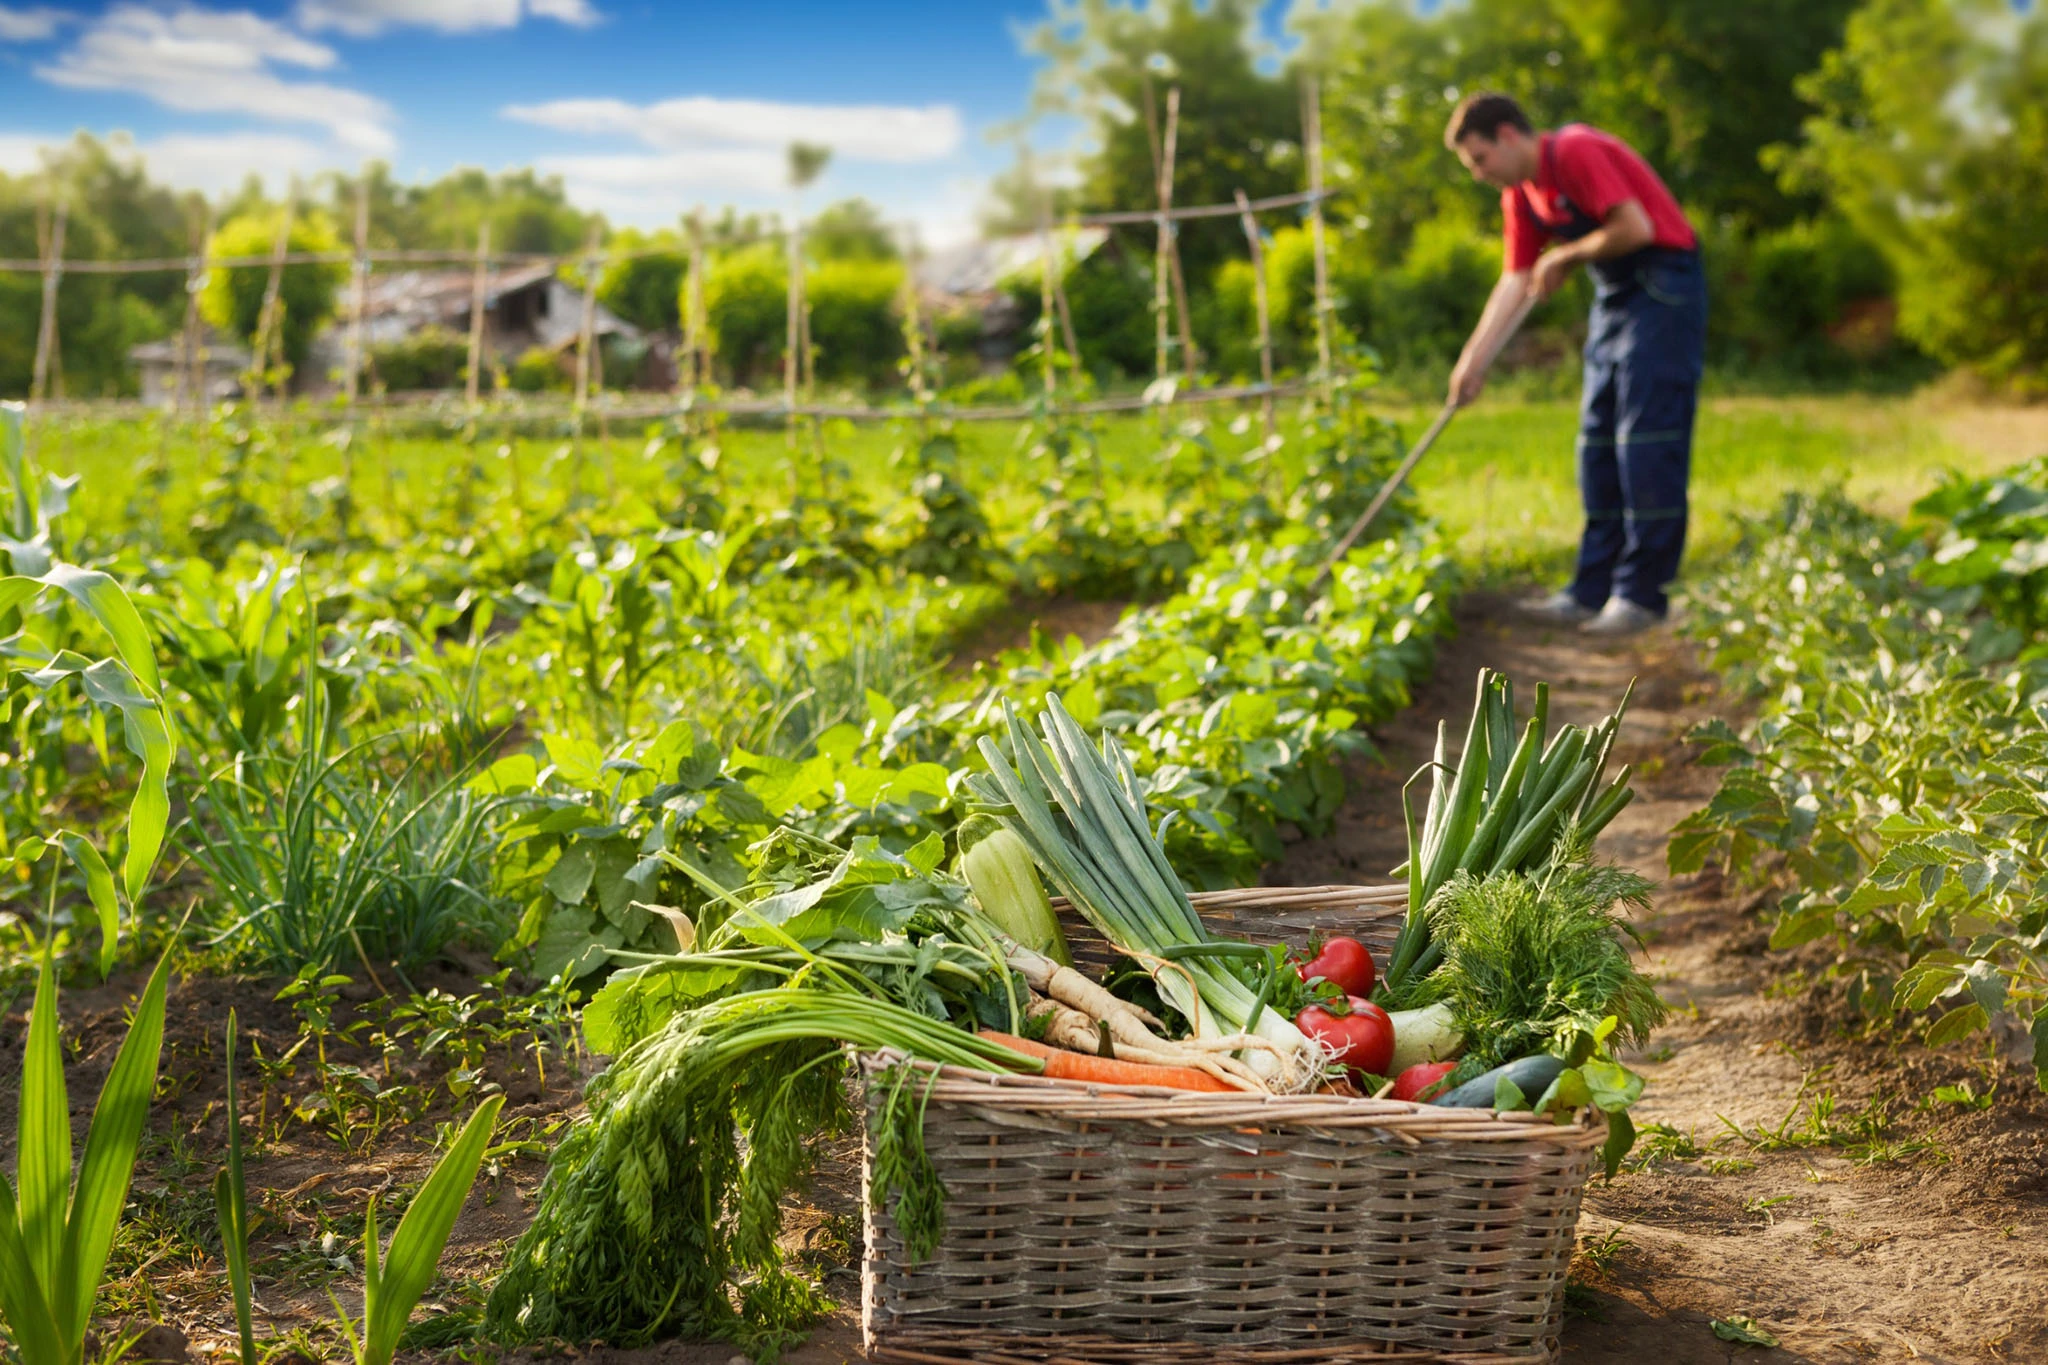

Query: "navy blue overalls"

xmin=1519 ymin=131 xmax=1707 ymax=616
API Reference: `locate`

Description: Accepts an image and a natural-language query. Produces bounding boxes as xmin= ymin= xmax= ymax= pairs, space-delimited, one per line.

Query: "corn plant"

xmin=0 ymin=402 xmax=176 ymax=974
xmin=0 ymin=948 xmax=171 ymax=1365
xmin=330 ymin=1094 xmax=503 ymax=1365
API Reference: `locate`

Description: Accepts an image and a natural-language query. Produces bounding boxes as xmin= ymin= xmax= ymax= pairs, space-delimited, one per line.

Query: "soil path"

xmin=1276 ymin=595 xmax=2048 ymax=1365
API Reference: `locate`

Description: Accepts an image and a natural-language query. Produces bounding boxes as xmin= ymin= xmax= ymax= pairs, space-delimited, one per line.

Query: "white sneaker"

xmin=1519 ymin=589 xmax=1597 ymax=624
xmin=1580 ymin=597 xmax=1665 ymax=637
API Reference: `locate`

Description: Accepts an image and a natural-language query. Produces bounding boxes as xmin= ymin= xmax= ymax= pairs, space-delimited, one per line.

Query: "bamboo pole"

xmin=1037 ymin=212 xmax=1059 ymax=401
xmin=1302 ymin=75 xmax=1335 ymax=403
xmin=252 ymin=186 xmax=296 ymax=401
xmin=573 ymin=224 xmax=599 ymax=411
xmin=1048 ymin=226 xmax=1083 ymax=378
xmin=682 ymin=213 xmax=706 ymax=393
xmin=1161 ymin=91 xmax=1200 ymax=383
xmin=1234 ymin=190 xmax=1276 ymax=442
xmin=783 ymin=213 xmax=802 ymax=442
xmin=1143 ymin=81 xmax=1170 ymax=389
xmin=345 ymin=177 xmax=369 ymax=404
xmin=898 ymin=226 xmax=930 ymax=410
xmin=30 ymin=198 xmax=66 ymax=407
xmin=179 ymin=208 xmax=210 ymax=415
xmin=464 ymin=220 xmax=491 ymax=405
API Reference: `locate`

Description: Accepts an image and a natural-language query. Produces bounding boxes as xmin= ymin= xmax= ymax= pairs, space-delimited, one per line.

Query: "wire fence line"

xmin=0 ymin=191 xmax=1336 ymax=277
xmin=25 ymin=376 xmax=1327 ymax=427
xmin=10 ymin=78 xmax=1342 ymax=424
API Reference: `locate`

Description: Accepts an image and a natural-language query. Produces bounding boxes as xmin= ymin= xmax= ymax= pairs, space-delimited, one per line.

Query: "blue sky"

xmin=0 ymin=0 xmax=1209 ymax=243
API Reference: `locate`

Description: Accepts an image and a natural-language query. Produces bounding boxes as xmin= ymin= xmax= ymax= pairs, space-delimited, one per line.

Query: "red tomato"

xmin=1390 ymin=1060 xmax=1458 ymax=1103
xmin=1295 ymin=997 xmax=1396 ymax=1078
xmin=1296 ymin=935 xmax=1377 ymax=999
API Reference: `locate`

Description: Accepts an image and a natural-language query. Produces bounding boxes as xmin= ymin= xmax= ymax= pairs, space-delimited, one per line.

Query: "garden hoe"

xmin=1309 ymin=291 xmax=1540 ymax=594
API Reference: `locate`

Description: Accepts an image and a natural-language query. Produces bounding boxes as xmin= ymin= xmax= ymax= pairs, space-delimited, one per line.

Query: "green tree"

xmin=1023 ymin=0 xmax=1300 ymax=283
xmin=1558 ymin=0 xmax=1859 ymax=227
xmin=703 ymin=241 xmax=788 ymax=387
xmin=807 ymin=198 xmax=899 ymax=262
xmin=1779 ymin=0 xmax=2048 ymax=386
xmin=809 ymin=257 xmax=904 ymax=384
xmin=201 ymin=210 xmax=348 ymax=376
xmin=597 ymin=228 xmax=686 ymax=331
xmin=1298 ymin=0 xmax=1590 ymax=267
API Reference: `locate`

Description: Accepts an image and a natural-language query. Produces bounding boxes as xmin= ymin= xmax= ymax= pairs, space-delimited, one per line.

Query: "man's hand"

xmin=1448 ymin=355 xmax=1486 ymax=408
xmin=1529 ymin=249 xmax=1577 ymax=300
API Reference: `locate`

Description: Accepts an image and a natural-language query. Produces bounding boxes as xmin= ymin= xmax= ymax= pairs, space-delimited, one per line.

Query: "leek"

xmin=968 ymin=695 xmax=1322 ymax=1089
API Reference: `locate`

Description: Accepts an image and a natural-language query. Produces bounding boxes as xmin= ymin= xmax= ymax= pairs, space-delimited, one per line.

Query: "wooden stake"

xmin=464 ymin=219 xmax=491 ymax=405
xmin=899 ymin=225 xmax=930 ymax=410
xmin=180 ymin=207 xmax=210 ymax=415
xmin=345 ymin=176 xmax=369 ymax=404
xmin=30 ymin=197 xmax=66 ymax=407
xmin=1037 ymin=212 xmax=1059 ymax=400
xmin=784 ymin=213 xmax=802 ymax=443
xmin=1143 ymin=80 xmax=1170 ymax=388
xmin=1047 ymin=223 xmax=1083 ymax=379
xmin=573 ymin=224 xmax=599 ymax=411
xmin=682 ymin=213 xmax=707 ymax=393
xmin=1303 ymin=75 xmax=1335 ymax=403
xmin=1234 ymin=190 xmax=1276 ymax=442
xmin=252 ymin=186 xmax=296 ymax=401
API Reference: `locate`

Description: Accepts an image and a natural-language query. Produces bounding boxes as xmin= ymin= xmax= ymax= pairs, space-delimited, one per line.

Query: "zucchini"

xmin=1433 ymin=1054 xmax=1566 ymax=1109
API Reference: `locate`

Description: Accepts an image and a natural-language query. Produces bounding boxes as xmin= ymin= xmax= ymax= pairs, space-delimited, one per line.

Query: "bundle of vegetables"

xmin=486 ymin=837 xmax=1044 ymax=1349
xmin=967 ymin=696 xmax=1327 ymax=1091
xmin=486 ymin=826 xmax=1290 ymax=1349
xmin=1383 ymin=668 xmax=1636 ymax=1002
xmin=1349 ymin=668 xmax=1665 ymax=1172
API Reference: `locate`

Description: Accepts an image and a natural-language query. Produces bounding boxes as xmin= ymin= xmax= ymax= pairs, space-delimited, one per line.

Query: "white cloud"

xmin=37 ymin=4 xmax=395 ymax=157
xmin=525 ymin=0 xmax=598 ymax=26
xmin=503 ymin=95 xmax=963 ymax=164
xmin=295 ymin=0 xmax=597 ymax=37
xmin=0 ymin=133 xmax=50 ymax=174
xmin=0 ymin=6 xmax=73 ymax=41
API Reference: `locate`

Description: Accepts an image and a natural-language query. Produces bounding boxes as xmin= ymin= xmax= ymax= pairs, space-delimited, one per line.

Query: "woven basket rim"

xmin=860 ymin=1052 xmax=1608 ymax=1150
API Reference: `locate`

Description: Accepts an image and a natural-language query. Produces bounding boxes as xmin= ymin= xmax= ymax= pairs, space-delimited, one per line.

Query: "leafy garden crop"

xmin=1674 ymin=478 xmax=2048 ymax=1087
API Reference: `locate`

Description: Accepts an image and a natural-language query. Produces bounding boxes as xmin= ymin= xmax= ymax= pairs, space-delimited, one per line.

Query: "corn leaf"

xmin=0 ymin=1179 xmax=65 ymax=1365
xmin=360 ymin=1094 xmax=503 ymax=1365
xmin=52 ymin=833 xmax=118 ymax=979
xmin=54 ymin=951 xmax=170 ymax=1347
xmin=16 ymin=951 xmax=69 ymax=1297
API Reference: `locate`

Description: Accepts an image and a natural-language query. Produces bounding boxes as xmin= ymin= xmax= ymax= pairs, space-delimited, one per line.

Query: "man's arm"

xmin=1527 ymin=199 xmax=1655 ymax=299
xmin=1449 ymin=268 xmax=1533 ymax=408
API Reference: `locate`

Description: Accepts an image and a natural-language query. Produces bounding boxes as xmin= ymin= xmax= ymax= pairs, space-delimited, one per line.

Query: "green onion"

xmin=1382 ymin=669 xmax=1636 ymax=1004
xmin=967 ymin=695 xmax=1320 ymax=1088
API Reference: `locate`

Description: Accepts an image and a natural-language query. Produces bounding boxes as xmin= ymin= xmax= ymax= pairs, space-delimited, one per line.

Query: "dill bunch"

xmin=1423 ymin=863 xmax=1667 ymax=1070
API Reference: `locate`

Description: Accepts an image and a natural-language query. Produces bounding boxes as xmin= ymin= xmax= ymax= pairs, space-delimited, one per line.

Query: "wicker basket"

xmin=858 ymin=884 xmax=1604 ymax=1364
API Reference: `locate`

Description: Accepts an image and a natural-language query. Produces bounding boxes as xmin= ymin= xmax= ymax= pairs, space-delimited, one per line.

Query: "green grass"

xmin=1384 ymin=394 xmax=2030 ymax=585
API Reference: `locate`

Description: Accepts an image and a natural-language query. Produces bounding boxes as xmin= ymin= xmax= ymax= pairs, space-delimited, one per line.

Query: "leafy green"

xmin=1419 ymin=865 xmax=1667 ymax=1071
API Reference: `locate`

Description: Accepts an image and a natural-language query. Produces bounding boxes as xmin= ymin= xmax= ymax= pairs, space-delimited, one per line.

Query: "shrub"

xmin=703 ymin=242 xmax=788 ymax=387
xmin=509 ymin=346 xmax=567 ymax=392
xmin=368 ymin=325 xmax=469 ymax=392
xmin=808 ymin=257 xmax=903 ymax=386
xmin=201 ymin=210 xmax=348 ymax=376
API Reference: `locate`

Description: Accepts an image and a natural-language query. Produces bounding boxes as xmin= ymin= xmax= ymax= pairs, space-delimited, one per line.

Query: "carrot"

xmin=977 ymin=1030 xmax=1237 ymax=1093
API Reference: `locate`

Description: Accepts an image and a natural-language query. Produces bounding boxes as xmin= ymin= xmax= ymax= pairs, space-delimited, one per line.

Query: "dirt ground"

xmin=13 ymin=595 xmax=2048 ymax=1365
xmin=1273 ymin=596 xmax=2048 ymax=1365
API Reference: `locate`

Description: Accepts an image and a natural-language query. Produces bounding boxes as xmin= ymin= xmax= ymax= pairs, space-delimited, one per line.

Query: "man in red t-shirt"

xmin=1443 ymin=93 xmax=1707 ymax=636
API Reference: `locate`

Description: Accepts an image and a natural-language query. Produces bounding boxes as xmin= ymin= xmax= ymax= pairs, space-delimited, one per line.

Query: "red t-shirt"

xmin=1502 ymin=124 xmax=1696 ymax=272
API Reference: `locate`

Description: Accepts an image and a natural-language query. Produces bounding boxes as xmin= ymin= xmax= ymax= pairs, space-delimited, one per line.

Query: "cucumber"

xmin=1433 ymin=1054 xmax=1566 ymax=1109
